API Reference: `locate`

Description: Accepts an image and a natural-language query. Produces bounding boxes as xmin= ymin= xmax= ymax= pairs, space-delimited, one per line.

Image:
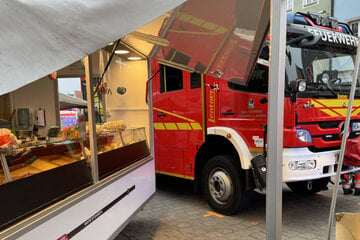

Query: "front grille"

xmin=298 ymin=121 xmax=341 ymax=128
xmin=308 ymin=146 xmax=340 ymax=153
xmin=318 ymin=121 xmax=341 ymax=129
xmin=312 ymin=134 xmax=341 ymax=141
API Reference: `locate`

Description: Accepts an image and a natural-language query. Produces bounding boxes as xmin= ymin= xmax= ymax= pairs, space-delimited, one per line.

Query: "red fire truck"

xmin=151 ymin=12 xmax=360 ymax=215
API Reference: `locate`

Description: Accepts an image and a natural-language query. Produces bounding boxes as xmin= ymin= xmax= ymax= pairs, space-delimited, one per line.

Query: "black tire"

xmin=286 ymin=177 xmax=330 ymax=195
xmin=201 ymin=155 xmax=247 ymax=215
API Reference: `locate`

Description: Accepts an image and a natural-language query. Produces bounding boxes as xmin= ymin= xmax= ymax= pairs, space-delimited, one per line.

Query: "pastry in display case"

xmin=0 ymin=123 xmax=149 ymax=230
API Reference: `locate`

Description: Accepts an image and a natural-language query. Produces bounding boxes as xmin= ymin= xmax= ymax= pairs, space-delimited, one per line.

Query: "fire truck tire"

xmin=286 ymin=177 xmax=330 ymax=195
xmin=201 ymin=155 xmax=247 ymax=215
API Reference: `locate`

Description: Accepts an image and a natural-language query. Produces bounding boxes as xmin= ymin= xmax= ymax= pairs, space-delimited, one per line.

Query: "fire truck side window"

xmin=190 ymin=72 xmax=201 ymax=89
xmin=160 ymin=65 xmax=183 ymax=93
xmin=228 ymin=63 xmax=269 ymax=94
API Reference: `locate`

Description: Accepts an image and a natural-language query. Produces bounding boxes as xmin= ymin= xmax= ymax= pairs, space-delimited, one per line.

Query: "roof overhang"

xmin=0 ymin=0 xmax=186 ymax=95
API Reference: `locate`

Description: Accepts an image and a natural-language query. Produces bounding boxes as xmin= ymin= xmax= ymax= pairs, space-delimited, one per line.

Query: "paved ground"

xmin=115 ymin=175 xmax=360 ymax=240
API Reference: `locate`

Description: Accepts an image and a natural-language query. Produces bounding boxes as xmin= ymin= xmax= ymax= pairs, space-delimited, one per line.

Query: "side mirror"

xmin=289 ymin=79 xmax=306 ymax=102
xmin=289 ymin=79 xmax=306 ymax=92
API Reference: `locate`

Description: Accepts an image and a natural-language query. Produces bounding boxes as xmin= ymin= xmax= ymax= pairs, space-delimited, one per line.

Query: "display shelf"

xmin=0 ymin=127 xmax=149 ymax=230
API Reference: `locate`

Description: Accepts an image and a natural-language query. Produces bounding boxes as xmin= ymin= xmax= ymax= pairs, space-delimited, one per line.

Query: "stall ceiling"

xmin=0 ymin=0 xmax=186 ymax=96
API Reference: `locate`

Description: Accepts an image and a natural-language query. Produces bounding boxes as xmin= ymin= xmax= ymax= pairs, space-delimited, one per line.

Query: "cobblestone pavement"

xmin=115 ymin=175 xmax=360 ymax=240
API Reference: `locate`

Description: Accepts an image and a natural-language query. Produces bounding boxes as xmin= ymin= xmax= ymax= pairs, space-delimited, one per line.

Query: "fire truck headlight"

xmin=296 ymin=129 xmax=312 ymax=143
xmin=322 ymin=73 xmax=330 ymax=83
xmin=298 ymin=80 xmax=307 ymax=92
xmin=351 ymin=122 xmax=360 ymax=132
xmin=288 ymin=160 xmax=316 ymax=170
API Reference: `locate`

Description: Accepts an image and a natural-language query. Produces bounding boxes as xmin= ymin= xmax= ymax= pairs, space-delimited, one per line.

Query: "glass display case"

xmin=0 ymin=126 xmax=149 ymax=230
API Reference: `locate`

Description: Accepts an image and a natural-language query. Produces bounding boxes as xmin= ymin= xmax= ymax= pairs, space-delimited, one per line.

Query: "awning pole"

xmin=266 ymin=0 xmax=287 ymax=239
xmin=84 ymin=55 xmax=99 ymax=183
xmin=326 ymin=37 xmax=360 ymax=240
xmin=1 ymin=153 xmax=12 ymax=182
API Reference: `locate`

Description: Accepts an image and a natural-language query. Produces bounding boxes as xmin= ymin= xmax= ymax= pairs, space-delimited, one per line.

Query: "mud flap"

xmin=251 ymin=155 xmax=267 ymax=190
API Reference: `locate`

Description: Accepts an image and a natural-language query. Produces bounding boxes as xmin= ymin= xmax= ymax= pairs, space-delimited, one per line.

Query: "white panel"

xmin=15 ymin=160 xmax=155 ymax=240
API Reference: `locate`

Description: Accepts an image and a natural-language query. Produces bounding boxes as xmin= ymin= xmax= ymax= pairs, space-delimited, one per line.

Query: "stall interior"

xmin=0 ymin=30 xmax=152 ymax=229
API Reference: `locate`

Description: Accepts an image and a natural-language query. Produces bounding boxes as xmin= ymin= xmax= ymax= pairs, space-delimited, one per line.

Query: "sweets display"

xmin=0 ymin=125 xmax=146 ymax=185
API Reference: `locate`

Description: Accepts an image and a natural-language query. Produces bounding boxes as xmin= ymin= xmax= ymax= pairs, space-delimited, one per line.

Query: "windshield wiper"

xmin=315 ymin=82 xmax=338 ymax=97
xmin=287 ymin=32 xmax=314 ymax=45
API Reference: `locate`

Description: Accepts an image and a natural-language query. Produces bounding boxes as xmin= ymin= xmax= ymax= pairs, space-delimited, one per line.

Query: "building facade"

xmin=287 ymin=0 xmax=331 ymax=16
xmin=333 ymin=0 xmax=360 ymax=36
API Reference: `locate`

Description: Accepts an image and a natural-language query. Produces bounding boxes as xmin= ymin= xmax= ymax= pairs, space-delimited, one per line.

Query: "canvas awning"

xmin=58 ymin=93 xmax=88 ymax=110
xmin=0 ymin=0 xmax=186 ymax=96
xmin=124 ymin=0 xmax=270 ymax=85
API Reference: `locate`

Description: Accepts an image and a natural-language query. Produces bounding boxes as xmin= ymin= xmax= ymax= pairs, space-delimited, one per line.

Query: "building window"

xmin=287 ymin=0 xmax=293 ymax=12
xmin=303 ymin=0 xmax=318 ymax=7
xmin=160 ymin=65 xmax=183 ymax=93
xmin=351 ymin=22 xmax=359 ymax=36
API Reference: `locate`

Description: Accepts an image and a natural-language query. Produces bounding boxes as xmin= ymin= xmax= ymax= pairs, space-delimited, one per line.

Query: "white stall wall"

xmin=12 ymin=77 xmax=58 ymax=136
xmin=104 ymin=53 xmax=150 ymax=142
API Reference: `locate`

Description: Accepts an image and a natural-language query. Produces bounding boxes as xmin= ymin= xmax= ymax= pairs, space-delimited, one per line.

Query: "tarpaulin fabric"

xmin=0 ymin=0 xmax=185 ymax=96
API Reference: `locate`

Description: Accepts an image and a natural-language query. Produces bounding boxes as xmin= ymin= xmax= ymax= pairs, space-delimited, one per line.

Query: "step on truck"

xmin=151 ymin=12 xmax=360 ymax=215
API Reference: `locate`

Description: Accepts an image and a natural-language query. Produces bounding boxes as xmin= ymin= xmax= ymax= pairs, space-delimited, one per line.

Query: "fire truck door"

xmin=218 ymin=63 xmax=269 ymax=151
xmin=152 ymin=64 xmax=189 ymax=177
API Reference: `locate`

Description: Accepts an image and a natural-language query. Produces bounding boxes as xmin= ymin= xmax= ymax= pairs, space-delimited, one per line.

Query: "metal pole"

xmin=147 ymin=60 xmax=155 ymax=158
xmin=84 ymin=55 xmax=99 ymax=183
xmin=326 ymin=38 xmax=360 ymax=240
xmin=266 ymin=0 xmax=287 ymax=239
xmin=1 ymin=153 xmax=12 ymax=182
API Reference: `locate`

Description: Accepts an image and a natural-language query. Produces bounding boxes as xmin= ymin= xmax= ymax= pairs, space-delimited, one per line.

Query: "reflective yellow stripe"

xmin=353 ymin=108 xmax=360 ymax=116
xmin=169 ymin=30 xmax=225 ymax=36
xmin=312 ymin=99 xmax=360 ymax=108
xmin=164 ymin=123 xmax=178 ymax=130
xmin=311 ymin=99 xmax=360 ymax=117
xmin=321 ymin=109 xmax=341 ymax=117
xmin=191 ymin=122 xmax=202 ymax=130
xmin=156 ymin=170 xmax=194 ymax=180
xmin=154 ymin=123 xmax=165 ymax=130
xmin=249 ymin=148 xmax=263 ymax=153
xmin=335 ymin=109 xmax=348 ymax=117
xmin=177 ymin=123 xmax=191 ymax=130
xmin=176 ymin=12 xmax=228 ymax=35
xmin=153 ymin=107 xmax=196 ymax=122
xmin=154 ymin=122 xmax=202 ymax=130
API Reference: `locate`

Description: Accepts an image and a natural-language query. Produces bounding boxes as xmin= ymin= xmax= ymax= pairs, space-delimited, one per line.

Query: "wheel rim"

xmin=208 ymin=168 xmax=233 ymax=205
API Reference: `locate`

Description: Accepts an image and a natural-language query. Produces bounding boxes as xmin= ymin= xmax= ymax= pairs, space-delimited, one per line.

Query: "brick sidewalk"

xmin=116 ymin=176 xmax=360 ymax=240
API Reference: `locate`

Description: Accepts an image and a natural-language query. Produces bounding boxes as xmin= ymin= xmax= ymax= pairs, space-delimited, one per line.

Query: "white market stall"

xmin=2 ymin=0 xmax=356 ymax=239
xmin=0 ymin=1 xmax=185 ymax=239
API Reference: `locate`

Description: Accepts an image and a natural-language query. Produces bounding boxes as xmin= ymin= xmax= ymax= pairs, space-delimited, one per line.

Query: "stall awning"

xmin=58 ymin=93 xmax=87 ymax=110
xmin=124 ymin=0 xmax=270 ymax=85
xmin=0 ymin=0 xmax=186 ymax=96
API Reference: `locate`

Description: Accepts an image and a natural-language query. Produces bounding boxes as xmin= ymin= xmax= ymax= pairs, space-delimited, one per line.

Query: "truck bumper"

xmin=283 ymin=147 xmax=360 ymax=182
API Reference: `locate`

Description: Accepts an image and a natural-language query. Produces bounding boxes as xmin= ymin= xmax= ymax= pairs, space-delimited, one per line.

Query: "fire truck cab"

xmin=151 ymin=12 xmax=360 ymax=215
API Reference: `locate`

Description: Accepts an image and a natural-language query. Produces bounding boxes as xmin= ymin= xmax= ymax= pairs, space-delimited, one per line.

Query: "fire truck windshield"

xmin=285 ymin=45 xmax=360 ymax=98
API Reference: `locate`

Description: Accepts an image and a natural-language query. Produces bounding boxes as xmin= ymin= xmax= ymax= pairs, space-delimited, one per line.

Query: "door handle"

xmin=222 ymin=112 xmax=235 ymax=115
xmin=157 ymin=113 xmax=166 ymax=117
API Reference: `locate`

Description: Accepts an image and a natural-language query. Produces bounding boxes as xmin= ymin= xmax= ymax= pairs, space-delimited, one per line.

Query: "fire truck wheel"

xmin=201 ymin=155 xmax=246 ymax=215
xmin=286 ymin=177 xmax=330 ymax=195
